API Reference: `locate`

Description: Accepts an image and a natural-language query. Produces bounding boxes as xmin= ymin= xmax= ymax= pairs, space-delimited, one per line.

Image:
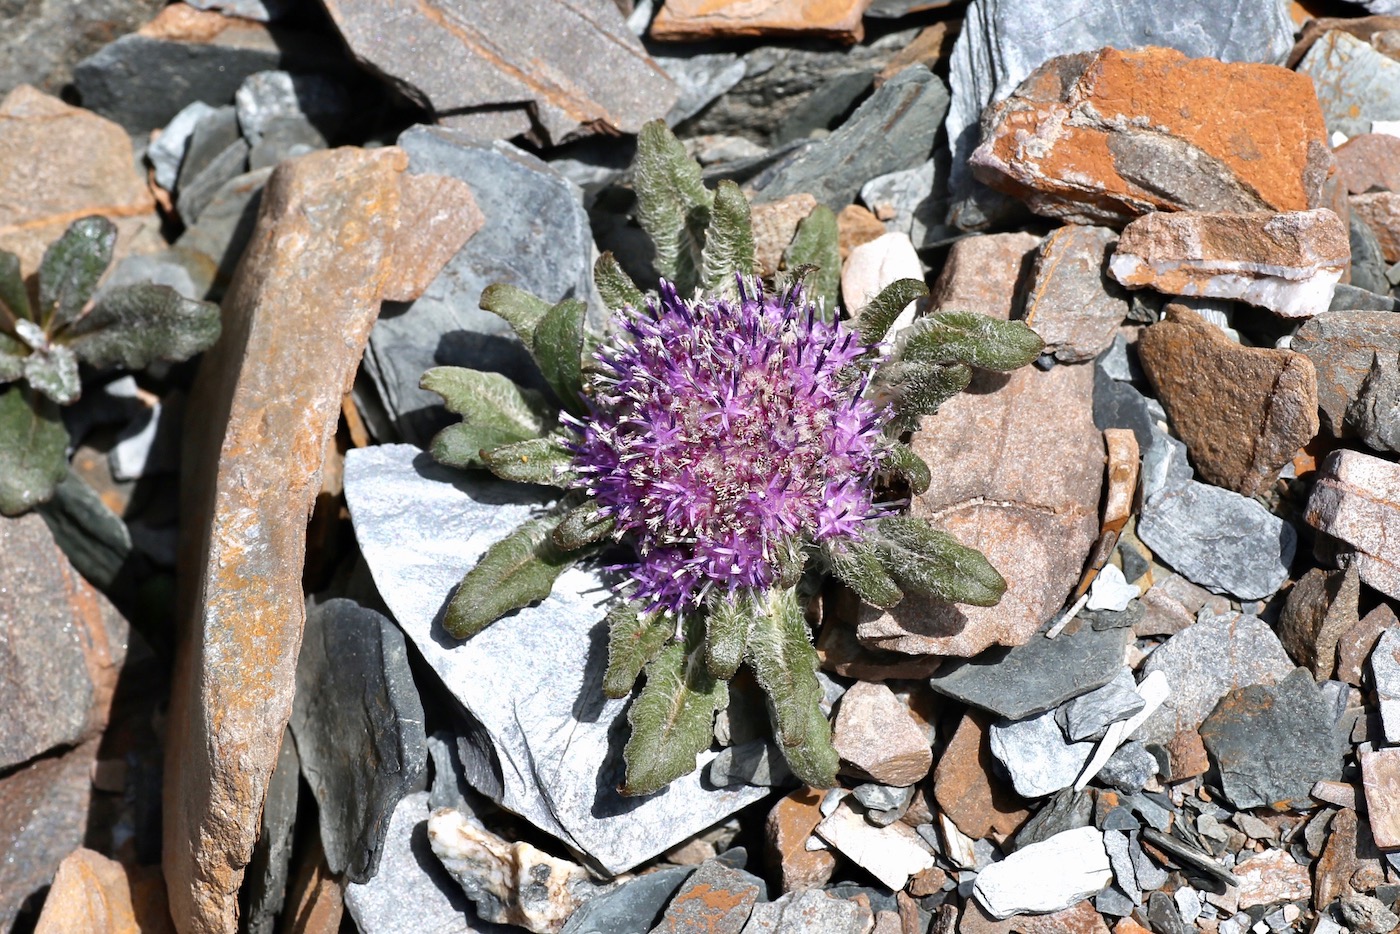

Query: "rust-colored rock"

xmin=765 ymin=788 xmax=836 ymax=893
xmin=876 ymin=22 xmax=958 ymax=87
xmin=1314 ymin=807 xmax=1384 ymax=910
xmin=1236 ymin=848 xmax=1313 ymax=909
xmin=0 ymin=85 xmax=157 ymax=275
xmin=837 ymin=204 xmax=887 ymax=261
xmin=1335 ymin=134 xmax=1400 ymax=195
xmin=832 ymin=681 xmax=933 ymax=786
xmin=34 ymin=848 xmax=174 ymax=934
xmin=381 ymin=173 xmax=483 ymax=302
xmin=971 ymin=47 xmax=1329 ymax=226
xmin=932 ymin=711 xmax=1030 ymax=839
xmin=928 ymin=231 xmax=1041 ymax=318
xmin=750 ymin=194 xmax=819 ymax=278
xmin=164 ymin=147 xmax=470 ymax=933
xmin=1277 ymin=567 xmax=1360 ymax=679
xmin=1361 ymin=748 xmax=1400 ymax=849
xmin=650 ymin=0 xmax=873 ymax=43
xmin=1349 ymin=191 xmax=1400 ymax=262
xmin=1338 ymin=604 xmax=1399 ymax=687
xmin=1137 ymin=305 xmax=1319 ymax=497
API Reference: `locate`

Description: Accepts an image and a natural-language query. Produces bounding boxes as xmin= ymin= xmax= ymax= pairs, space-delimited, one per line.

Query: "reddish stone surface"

xmin=651 ymin=0 xmax=873 ymax=43
xmin=765 ymin=788 xmax=836 ymax=893
xmin=959 ymin=899 xmax=1110 ymax=934
xmin=837 ymin=204 xmax=887 ymax=260
xmin=1350 ymin=191 xmax=1400 ymax=262
xmin=1292 ymin=311 xmax=1400 ymax=438
xmin=33 ymin=849 xmax=173 ymax=934
xmin=928 ymin=232 xmax=1041 ymax=318
xmin=751 ymin=194 xmax=819 ymax=277
xmin=832 ymin=682 xmax=933 ymax=786
xmin=1306 ymin=450 xmax=1400 ymax=602
xmin=1314 ymin=807 xmax=1384 ymax=910
xmin=1276 ymin=567 xmax=1359 ymax=678
xmin=933 ymin=711 xmax=1030 ymax=839
xmin=1335 ymin=134 xmax=1400 ymax=194
xmin=1337 ymin=604 xmax=1398 ymax=686
xmin=1361 ymin=748 xmax=1400 ymax=849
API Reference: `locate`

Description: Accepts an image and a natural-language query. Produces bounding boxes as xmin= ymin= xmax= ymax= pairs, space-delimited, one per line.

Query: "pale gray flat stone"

xmin=1297 ymin=31 xmax=1400 ymax=138
xmin=972 ymin=826 xmax=1111 ymax=919
xmin=988 ymin=710 xmax=1094 ymax=798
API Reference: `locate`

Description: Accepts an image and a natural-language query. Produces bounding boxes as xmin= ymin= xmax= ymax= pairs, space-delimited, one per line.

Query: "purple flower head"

xmin=568 ymin=278 xmax=891 ymax=614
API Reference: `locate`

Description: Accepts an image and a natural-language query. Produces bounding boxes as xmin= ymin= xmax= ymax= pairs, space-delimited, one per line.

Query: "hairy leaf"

xmin=0 ymin=250 xmax=32 ymax=324
xmin=855 ymin=278 xmax=928 ymax=347
xmin=634 ymin=120 xmax=711 ymax=296
xmin=534 ymin=298 xmax=587 ymax=414
xmin=0 ymin=333 xmax=27 ymax=383
xmin=602 ymin=602 xmax=671 ymax=699
xmin=884 ymin=440 xmax=931 ymax=494
xmin=594 ymin=252 xmax=644 ymax=313
xmin=825 ymin=537 xmax=903 ymax=609
xmin=553 ymin=498 xmax=615 ymax=551
xmin=897 ymin=311 xmax=1044 ymax=371
xmin=22 ymin=346 xmax=81 ymax=405
xmin=704 ymin=588 xmax=757 ymax=679
xmin=782 ymin=205 xmax=840 ymax=318
xmin=479 ymin=283 xmax=551 ymax=348
xmin=421 ymin=368 xmax=553 ymax=436
xmin=443 ymin=514 xmax=575 ymax=639
xmin=622 ymin=617 xmax=728 ymax=796
xmin=39 ymin=216 xmax=116 ymax=330
xmin=872 ymin=358 xmax=972 ymax=433
xmin=745 ymin=586 xmax=824 ymax=749
xmin=776 ymin=691 xmax=839 ymax=789
xmin=699 ymin=180 xmax=755 ymax=293
xmin=62 ymin=284 xmax=221 ymax=370
xmin=0 ymin=385 xmax=69 ymax=516
xmin=875 ymin=516 xmax=1006 ymax=607
xmin=430 ymin=422 xmax=543 ymax=471
xmin=481 ymin=435 xmax=574 ymax=487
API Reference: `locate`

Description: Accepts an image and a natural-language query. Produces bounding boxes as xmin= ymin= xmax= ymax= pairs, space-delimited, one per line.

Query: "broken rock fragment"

xmin=1276 ymin=567 xmax=1360 ymax=679
xmin=1307 ymin=450 xmax=1400 ymax=601
xmin=1335 ymin=134 xmax=1400 ymax=195
xmin=831 ymin=682 xmax=932 ymax=786
xmin=1296 ymin=29 xmax=1400 ymax=138
xmin=1292 ymin=311 xmax=1400 ymax=438
xmin=650 ymin=0 xmax=873 ymax=43
xmin=1021 ymin=225 xmax=1129 ymax=363
xmin=765 ymin=788 xmax=836 ymax=892
xmin=1361 ymin=748 xmax=1400 ymax=849
xmin=1349 ymin=192 xmax=1400 ymax=263
xmin=1109 ymin=210 xmax=1349 ymax=318
xmin=972 ymin=827 xmax=1111 ymax=919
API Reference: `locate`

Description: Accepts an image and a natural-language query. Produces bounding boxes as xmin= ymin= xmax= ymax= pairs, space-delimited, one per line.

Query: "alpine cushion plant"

xmin=0 ymin=216 xmax=222 ymax=515
xmin=421 ymin=120 xmax=1044 ymax=796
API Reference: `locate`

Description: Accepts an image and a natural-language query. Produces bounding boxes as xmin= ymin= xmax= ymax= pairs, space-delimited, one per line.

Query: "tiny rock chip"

xmin=1109 ymin=210 xmax=1349 ymax=318
xmin=1234 ymin=849 xmax=1313 ymax=910
xmin=972 ymin=827 xmax=1111 ymax=920
xmin=1137 ymin=305 xmax=1319 ymax=496
xmin=832 ymin=682 xmax=933 ymax=786
xmin=1307 ymin=450 xmax=1400 ymax=601
xmin=650 ymin=0 xmax=873 ymax=44
xmin=933 ymin=710 xmax=1031 ymax=839
xmin=765 ymin=788 xmax=836 ymax=893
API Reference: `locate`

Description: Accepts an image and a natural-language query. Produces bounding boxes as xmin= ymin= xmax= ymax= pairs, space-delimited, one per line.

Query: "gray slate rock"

xmin=234 ymin=70 xmax=351 ymax=144
xmin=1061 ymin=668 xmax=1146 ymax=742
xmin=242 ymin=728 xmax=300 ymax=934
xmin=749 ymin=65 xmax=949 ymax=210
xmin=1346 ymin=351 xmax=1400 ymax=455
xmin=1093 ymin=367 xmax=1159 ymax=459
xmin=1095 ymin=885 xmax=1136 ymax=917
xmin=739 ymin=888 xmax=869 ymax=934
xmin=943 ymin=0 xmax=1295 ymax=230
xmin=1129 ymin=831 xmax=1170 ymax=890
xmin=706 ymin=741 xmax=794 ymax=789
xmin=858 ymin=157 xmax=954 ymax=249
xmin=361 ymin=126 xmax=595 ymax=447
xmin=290 ymin=598 xmax=429 ymax=883
xmin=989 ymin=710 xmax=1095 ymax=798
xmin=1200 ymin=667 xmax=1347 ymax=810
xmin=148 ymin=101 xmax=217 ymax=193
xmin=100 ymin=249 xmax=210 ymax=302
xmin=1010 ymin=788 xmax=1093 ymax=851
xmin=176 ymin=106 xmax=249 ymax=224
xmin=851 ymin=783 xmax=916 ymax=826
xmin=654 ymin=51 xmax=747 ymax=127
xmin=929 ymin=623 xmax=1131 ymax=720
xmin=1097 ymin=741 xmax=1157 ymax=794
xmin=1103 ymin=830 xmax=1141 ymax=906
xmin=1370 ymin=628 xmax=1400 ymax=744
xmin=248 ymin=116 xmax=327 ymax=171
xmin=343 ymin=445 xmax=768 ymax=874
xmin=1297 ymin=30 xmax=1400 ymax=137
xmin=1351 ymin=213 xmax=1391 ymax=296
xmin=560 ymin=866 xmax=695 ymax=934
xmin=0 ymin=0 xmax=163 ymax=99
xmin=1330 ymin=284 xmax=1400 ymax=313
xmin=175 ymin=167 xmax=271 ymax=289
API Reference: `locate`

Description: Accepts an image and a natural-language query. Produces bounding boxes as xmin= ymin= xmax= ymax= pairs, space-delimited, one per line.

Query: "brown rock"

xmin=858 ymin=358 xmax=1102 ymax=657
xmin=651 ymin=858 xmax=762 ymax=934
xmin=1306 ymin=450 xmax=1400 ymax=601
xmin=1293 ymin=311 xmax=1400 ymax=438
xmin=765 ymin=788 xmax=836 ymax=893
xmin=34 ymin=848 xmax=173 ymax=934
xmin=1137 ymin=305 xmax=1319 ymax=496
xmin=959 ymin=899 xmax=1110 ymax=934
xmin=971 ymin=48 xmax=1329 ymax=226
xmin=932 ymin=711 xmax=1030 ymax=840
xmin=837 ymin=204 xmax=887 ymax=260
xmin=1361 ymin=748 xmax=1400 ymax=849
xmin=1021 ymin=225 xmax=1129 ymax=362
xmin=1338 ymin=604 xmax=1399 ymax=687
xmin=928 ymin=231 xmax=1041 ymax=318
xmin=1315 ymin=808 xmax=1384 ymax=910
xmin=380 ymin=173 xmax=483 ymax=302
xmin=1335 ymin=134 xmax=1400 ymax=195
xmin=1109 ymin=210 xmax=1349 ymax=318
xmin=1276 ymin=567 xmax=1360 ymax=678
xmin=832 ymin=681 xmax=933 ymax=786
xmin=283 ymin=836 xmax=344 ymax=934
xmin=1113 ymin=920 xmax=1153 ymax=934
xmin=1166 ymin=728 xmax=1212 ymax=780
xmin=1236 ymin=848 xmax=1312 ymax=909
xmin=650 ymin=0 xmax=873 ymax=44
xmin=750 ymin=194 xmax=819 ymax=278
xmin=1350 ymin=191 xmax=1400 ymax=262
xmin=873 ymin=910 xmax=902 ymax=934
xmin=817 ymin=596 xmax=943 ymax=681
xmin=0 ymin=513 xmax=129 ymax=771
xmin=165 ymin=147 xmax=463 ymax=933
xmin=0 ymin=740 xmax=99 ymax=929
xmin=906 ymin=866 xmax=947 ymax=897
xmin=0 ymin=85 xmax=158 ymax=275
xmin=875 ymin=22 xmax=958 ymax=88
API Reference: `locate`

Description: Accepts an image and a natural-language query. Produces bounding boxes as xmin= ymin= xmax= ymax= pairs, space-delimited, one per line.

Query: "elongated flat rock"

xmin=973 ymin=827 xmax=1111 ymax=919
xmin=343 ymin=444 xmax=767 ymax=875
xmin=1307 ymin=450 xmax=1400 ymax=601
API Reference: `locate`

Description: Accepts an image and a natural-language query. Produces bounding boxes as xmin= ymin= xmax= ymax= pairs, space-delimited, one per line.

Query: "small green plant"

xmin=422 ymin=121 xmax=1043 ymax=795
xmin=0 ymin=216 xmax=221 ymax=515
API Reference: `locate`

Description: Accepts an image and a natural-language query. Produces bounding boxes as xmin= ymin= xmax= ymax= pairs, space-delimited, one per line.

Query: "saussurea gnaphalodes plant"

xmin=422 ymin=121 xmax=1044 ymax=795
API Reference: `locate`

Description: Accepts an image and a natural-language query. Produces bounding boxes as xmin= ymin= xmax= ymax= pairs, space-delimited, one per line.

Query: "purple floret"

xmin=568 ymin=278 xmax=891 ymax=614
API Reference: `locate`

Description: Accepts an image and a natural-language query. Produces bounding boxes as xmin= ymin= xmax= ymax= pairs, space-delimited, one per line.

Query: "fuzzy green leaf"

xmin=22 ymin=346 xmax=80 ymax=404
xmin=782 ymin=205 xmax=840 ymax=317
xmin=884 ymin=441 xmax=931 ymax=494
xmin=777 ymin=691 xmax=839 ymax=790
xmin=430 ymin=423 xmax=536 ymax=471
xmin=422 ymin=368 xmax=553 ymax=437
xmin=700 ymin=180 xmax=755 ymax=293
xmin=745 ymin=586 xmax=824 ymax=749
xmin=62 ymin=284 xmax=220 ymax=370
xmin=855 ymin=278 xmax=928 ymax=347
xmin=704 ymin=589 xmax=757 ymax=679
xmin=553 ymin=498 xmax=615 ymax=551
xmin=603 ymin=602 xmax=672 ymax=699
xmin=872 ymin=358 xmax=972 ymax=433
xmin=0 ymin=250 xmax=32 ymax=325
xmin=874 ymin=516 xmax=1006 ymax=607
xmin=479 ymin=283 xmax=552 ymax=348
xmin=825 ymin=537 xmax=903 ymax=609
xmin=443 ymin=514 xmax=575 ymax=639
xmin=39 ymin=216 xmax=115 ymax=330
xmin=622 ymin=617 xmax=728 ymax=796
xmin=634 ymin=120 xmax=711 ymax=296
xmin=0 ymin=333 xmax=27 ymax=383
xmin=534 ymin=298 xmax=587 ymax=414
xmin=0 ymin=385 xmax=70 ymax=516
xmin=594 ymin=252 xmax=645 ymax=312
xmin=898 ymin=311 xmax=1044 ymax=371
xmin=481 ymin=435 xmax=574 ymax=487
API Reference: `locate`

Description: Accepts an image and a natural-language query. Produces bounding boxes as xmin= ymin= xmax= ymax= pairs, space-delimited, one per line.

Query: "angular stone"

xmin=1293 ymin=311 xmax=1400 ymax=437
xmin=858 ymin=361 xmax=1102 ymax=657
xmin=0 ymin=513 xmax=129 ymax=771
xmin=859 ymin=159 xmax=948 ymax=249
xmin=1110 ymin=210 xmax=1348 ymax=318
xmin=0 ymin=85 xmax=157 ymax=276
xmin=1361 ymin=748 xmax=1400 ymax=849
xmin=1234 ymin=849 xmax=1312 ymax=910
xmin=1307 ymin=450 xmax=1400 ymax=601
xmin=970 ymin=48 xmax=1328 ymax=226
xmin=165 ymin=147 xmax=459 ymax=933
xmin=841 ymin=233 xmax=924 ymax=335
xmin=175 ymin=167 xmax=272 ymax=289
xmin=290 ymin=599 xmax=428 ymax=883
xmin=344 ymin=445 xmax=768 ymax=874
xmin=1346 ymin=349 xmax=1400 ymax=455
xmin=1336 ymin=134 xmax=1400 ymax=195
xmin=1276 ymin=568 xmax=1360 ymax=678
xmin=933 ymin=710 xmax=1031 ymax=839
xmin=235 ymin=70 xmax=350 ymax=146
xmin=1315 ymin=808 xmax=1384 ymax=911
xmin=1350 ymin=192 xmax=1400 ymax=262
xmin=927 ymin=232 xmax=1041 ymax=318
xmin=1199 ymin=668 xmax=1345 ymax=810
xmin=1136 ymin=305 xmax=1319 ymax=496
xmin=1062 ymin=669 xmax=1146 ymax=743
xmin=652 ymin=0 xmax=871 ymax=43
xmin=149 ymin=100 xmax=217 ymax=193
xmin=837 ymin=204 xmax=888 ymax=260
xmin=1372 ymin=628 xmax=1400 ymax=743
xmin=1022 ymin=226 xmax=1129 ymax=362
xmin=243 ymin=728 xmax=300 ymax=934
xmin=1340 ymin=895 xmax=1400 ymax=934
xmin=1351 ymin=212 xmax=1392 ymax=296
xmin=1135 ymin=612 xmax=1294 ymax=773
xmin=649 ymin=859 xmax=762 ymax=934
xmin=653 ymin=50 xmax=747 ymax=127
xmin=0 ymin=0 xmax=162 ymax=97
xmin=559 ymin=866 xmax=693 ymax=934
xmin=765 ymin=788 xmax=837 ymax=893
xmin=831 ymin=682 xmax=932 ymax=786
xmin=989 ymin=710 xmax=1095 ymax=799
xmin=33 ymin=848 xmax=173 ymax=934
xmin=1339 ymin=604 xmax=1398 ymax=687
xmin=1297 ymin=30 xmax=1400 ymax=138
xmin=961 ymin=899 xmax=1111 ymax=934
xmin=176 ymin=105 xmax=248 ymax=224
xmin=321 ymin=0 xmax=674 ymax=146
xmin=813 ymin=802 xmax=937 ymax=891
xmin=973 ymin=827 xmax=1111 ymax=920
xmin=740 ymin=889 xmax=870 ymax=934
